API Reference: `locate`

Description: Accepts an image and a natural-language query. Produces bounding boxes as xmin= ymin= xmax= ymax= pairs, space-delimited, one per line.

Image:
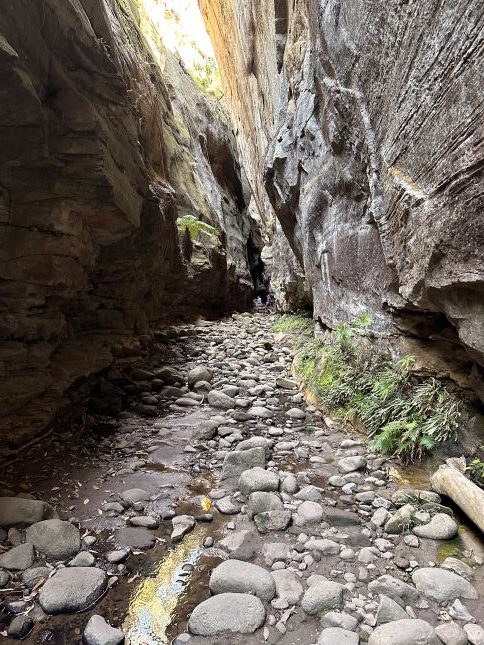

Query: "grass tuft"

xmin=271 ymin=313 xmax=313 ymax=334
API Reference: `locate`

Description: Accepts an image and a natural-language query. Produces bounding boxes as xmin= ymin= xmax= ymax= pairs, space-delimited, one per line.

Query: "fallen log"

xmin=431 ymin=458 xmax=484 ymax=535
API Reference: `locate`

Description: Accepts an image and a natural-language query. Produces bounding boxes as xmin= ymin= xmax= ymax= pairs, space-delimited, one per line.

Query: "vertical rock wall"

xmin=0 ymin=0 xmax=256 ymax=449
xmin=200 ymin=0 xmax=484 ymax=375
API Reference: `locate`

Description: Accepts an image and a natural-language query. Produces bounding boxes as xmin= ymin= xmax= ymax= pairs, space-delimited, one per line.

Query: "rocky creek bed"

xmin=0 ymin=311 xmax=484 ymax=644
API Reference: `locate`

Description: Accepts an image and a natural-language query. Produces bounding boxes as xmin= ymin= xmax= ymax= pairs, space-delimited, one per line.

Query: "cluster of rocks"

xmin=164 ymin=314 xmax=484 ymax=644
xmin=0 ymin=498 xmax=123 ymax=641
xmin=1 ymin=312 xmax=483 ymax=644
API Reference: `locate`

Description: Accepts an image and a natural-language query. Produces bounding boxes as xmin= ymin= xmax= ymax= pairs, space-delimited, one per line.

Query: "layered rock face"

xmin=200 ymin=1 xmax=484 ymax=366
xmin=0 ymin=0 xmax=255 ymax=449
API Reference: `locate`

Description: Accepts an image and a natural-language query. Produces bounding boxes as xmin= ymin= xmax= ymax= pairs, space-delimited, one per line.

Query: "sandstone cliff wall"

xmin=200 ymin=0 xmax=484 ymax=384
xmin=0 ymin=0 xmax=255 ymax=450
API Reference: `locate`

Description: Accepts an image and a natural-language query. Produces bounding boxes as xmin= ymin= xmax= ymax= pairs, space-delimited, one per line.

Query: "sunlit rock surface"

xmin=200 ymin=0 xmax=484 ymax=372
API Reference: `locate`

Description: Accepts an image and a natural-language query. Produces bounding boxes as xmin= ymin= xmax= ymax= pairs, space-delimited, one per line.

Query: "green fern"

xmin=290 ymin=314 xmax=462 ymax=462
xmin=176 ymin=215 xmax=219 ymax=240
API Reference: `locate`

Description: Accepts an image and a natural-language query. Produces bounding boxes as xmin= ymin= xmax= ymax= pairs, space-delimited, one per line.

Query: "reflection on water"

xmin=123 ymin=526 xmax=204 ymax=644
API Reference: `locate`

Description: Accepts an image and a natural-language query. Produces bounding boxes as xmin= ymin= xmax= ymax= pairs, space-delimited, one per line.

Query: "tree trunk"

xmin=431 ymin=464 xmax=484 ymax=534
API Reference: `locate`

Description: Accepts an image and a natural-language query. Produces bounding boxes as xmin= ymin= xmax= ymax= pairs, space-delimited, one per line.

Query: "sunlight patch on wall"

xmin=139 ymin=0 xmax=222 ymax=96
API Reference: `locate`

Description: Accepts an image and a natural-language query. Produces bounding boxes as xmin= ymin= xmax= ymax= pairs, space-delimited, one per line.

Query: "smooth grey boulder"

xmin=221 ymin=447 xmax=266 ymax=479
xmin=302 ymin=579 xmax=346 ymax=615
xmin=188 ymin=366 xmax=213 ymax=387
xmin=209 ymin=559 xmax=276 ymax=600
xmin=271 ymin=568 xmax=303 ymax=605
xmin=70 ymin=551 xmax=96 ymax=567
xmin=294 ymin=485 xmax=323 ymax=501
xmin=105 ymin=549 xmax=130 ymax=564
xmin=254 ymin=510 xmax=292 ymax=533
xmin=305 ymin=538 xmax=340 ymax=555
xmin=7 ymin=615 xmax=34 ymax=640
xmin=248 ymin=406 xmax=273 ymax=418
xmin=26 ymin=519 xmax=80 ymax=560
xmin=83 ymin=615 xmax=125 ymax=645
xmin=412 ymin=514 xmax=458 ymax=540
xmin=188 ymin=593 xmax=265 ymax=635
xmin=0 ymin=497 xmax=55 ymax=528
xmin=262 ymin=542 xmax=291 ymax=566
xmin=281 ymin=473 xmax=299 ymax=494
xmin=376 ymin=595 xmax=408 ymax=625
xmin=248 ymin=491 xmax=283 ymax=518
xmin=294 ymin=500 xmax=324 ymax=525
xmin=129 ymin=515 xmax=159 ymax=529
xmin=412 ymin=567 xmax=478 ymax=603
xmin=239 ymin=467 xmax=279 ymax=495
xmin=39 ymin=567 xmax=107 ymax=614
xmin=368 ymin=619 xmax=439 ymax=644
xmin=193 ymin=380 xmax=212 ymax=394
xmin=318 ymin=628 xmax=359 ymax=645
xmin=320 ymin=612 xmax=358 ymax=631
xmin=22 ymin=566 xmax=50 ymax=587
xmin=441 ymin=556 xmax=473 ymax=578
xmin=208 ymin=390 xmax=235 ymax=410
xmin=285 ymin=407 xmax=306 ymax=419
xmin=0 ymin=542 xmax=34 ymax=571
xmin=434 ymin=622 xmax=468 ymax=645
xmin=337 ymin=456 xmax=367 ymax=473
xmin=368 ymin=575 xmax=420 ymax=604
xmin=276 ymin=377 xmax=298 ymax=389
xmin=236 ymin=436 xmax=273 ymax=454
xmin=192 ymin=420 xmax=219 ymax=440
xmin=215 ymin=496 xmax=240 ymax=514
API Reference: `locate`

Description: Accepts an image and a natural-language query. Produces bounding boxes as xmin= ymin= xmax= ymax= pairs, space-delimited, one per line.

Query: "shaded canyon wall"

xmin=0 ymin=0 xmax=256 ymax=451
xmin=200 ymin=0 xmax=484 ymax=390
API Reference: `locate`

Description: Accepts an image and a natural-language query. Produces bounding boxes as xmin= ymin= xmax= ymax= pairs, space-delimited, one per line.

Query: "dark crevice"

xmin=247 ymin=232 xmax=268 ymax=301
xmin=274 ymin=0 xmax=288 ymax=72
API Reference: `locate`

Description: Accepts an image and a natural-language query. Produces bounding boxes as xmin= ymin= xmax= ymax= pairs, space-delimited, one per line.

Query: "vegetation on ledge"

xmin=275 ymin=313 xmax=463 ymax=462
xmin=176 ymin=215 xmax=219 ymax=241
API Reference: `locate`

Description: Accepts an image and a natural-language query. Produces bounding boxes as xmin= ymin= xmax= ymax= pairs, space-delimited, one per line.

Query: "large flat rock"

xmin=39 ymin=567 xmax=107 ymax=614
xmin=368 ymin=619 xmax=440 ymax=644
xmin=209 ymin=559 xmax=276 ymax=600
xmin=412 ymin=567 xmax=478 ymax=603
xmin=188 ymin=593 xmax=265 ymax=636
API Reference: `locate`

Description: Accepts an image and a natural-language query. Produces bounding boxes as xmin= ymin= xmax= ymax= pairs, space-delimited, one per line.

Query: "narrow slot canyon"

xmin=0 ymin=1 xmax=483 ymax=644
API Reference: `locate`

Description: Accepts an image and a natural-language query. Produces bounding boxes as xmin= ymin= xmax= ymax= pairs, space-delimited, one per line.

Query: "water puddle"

xmin=123 ymin=525 xmax=221 ymax=644
xmin=122 ymin=470 xmax=222 ymax=644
